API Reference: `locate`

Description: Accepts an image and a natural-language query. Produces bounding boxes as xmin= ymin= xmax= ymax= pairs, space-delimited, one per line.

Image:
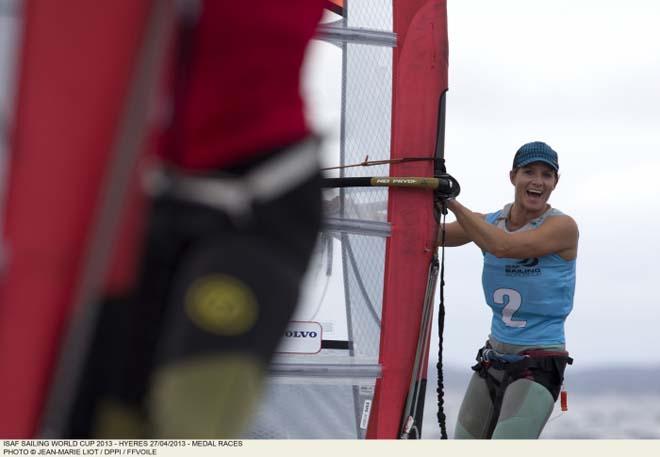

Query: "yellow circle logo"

xmin=185 ymin=275 xmax=259 ymax=336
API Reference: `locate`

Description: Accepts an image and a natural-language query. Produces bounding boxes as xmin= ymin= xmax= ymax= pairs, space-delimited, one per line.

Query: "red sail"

xmin=367 ymin=0 xmax=448 ymax=438
xmin=0 ymin=0 xmax=169 ymax=437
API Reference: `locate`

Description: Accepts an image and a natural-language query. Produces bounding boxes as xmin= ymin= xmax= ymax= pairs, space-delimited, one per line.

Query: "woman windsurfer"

xmin=438 ymin=141 xmax=578 ymax=439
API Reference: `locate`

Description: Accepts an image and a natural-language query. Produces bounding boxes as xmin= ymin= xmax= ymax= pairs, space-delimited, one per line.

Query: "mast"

xmin=367 ymin=0 xmax=448 ymax=438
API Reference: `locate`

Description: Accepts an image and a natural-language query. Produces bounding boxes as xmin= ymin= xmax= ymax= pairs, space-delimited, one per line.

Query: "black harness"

xmin=471 ymin=344 xmax=573 ymax=437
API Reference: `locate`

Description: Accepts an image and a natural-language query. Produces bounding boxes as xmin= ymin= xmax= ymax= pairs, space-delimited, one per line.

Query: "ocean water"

xmin=422 ymin=390 xmax=660 ymax=439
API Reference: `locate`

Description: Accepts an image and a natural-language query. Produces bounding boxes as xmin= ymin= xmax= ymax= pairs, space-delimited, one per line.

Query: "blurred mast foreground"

xmin=0 ymin=0 xmax=172 ymax=437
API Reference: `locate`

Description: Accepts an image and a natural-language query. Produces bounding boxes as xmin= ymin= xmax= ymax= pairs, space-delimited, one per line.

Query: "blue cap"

xmin=512 ymin=141 xmax=559 ymax=172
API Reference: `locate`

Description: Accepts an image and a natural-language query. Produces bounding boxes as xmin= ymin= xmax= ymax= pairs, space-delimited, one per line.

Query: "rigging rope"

xmin=436 ymin=201 xmax=449 ymax=439
xmin=433 ymin=150 xmax=456 ymax=440
xmin=321 ymin=156 xmax=436 ymax=171
xmin=398 ymin=194 xmax=456 ymax=439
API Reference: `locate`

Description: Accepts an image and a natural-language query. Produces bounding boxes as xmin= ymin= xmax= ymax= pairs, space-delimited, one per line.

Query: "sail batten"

xmin=317 ymin=21 xmax=397 ymax=48
xmin=270 ymin=362 xmax=382 ymax=380
xmin=323 ymin=218 xmax=391 ymax=237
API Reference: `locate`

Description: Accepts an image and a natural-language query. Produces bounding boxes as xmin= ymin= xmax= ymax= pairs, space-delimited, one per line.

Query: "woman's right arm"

xmin=437 ymin=213 xmax=487 ymax=247
xmin=437 ymin=221 xmax=473 ymax=247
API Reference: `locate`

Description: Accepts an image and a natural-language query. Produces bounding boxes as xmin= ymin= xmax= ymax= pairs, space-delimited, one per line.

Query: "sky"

xmin=437 ymin=0 xmax=660 ymax=370
xmin=1 ymin=2 xmax=658 ymax=372
xmin=302 ymin=0 xmax=660 ymax=371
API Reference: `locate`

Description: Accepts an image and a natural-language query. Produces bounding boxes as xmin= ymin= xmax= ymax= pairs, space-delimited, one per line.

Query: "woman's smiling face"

xmin=510 ymin=162 xmax=558 ymax=213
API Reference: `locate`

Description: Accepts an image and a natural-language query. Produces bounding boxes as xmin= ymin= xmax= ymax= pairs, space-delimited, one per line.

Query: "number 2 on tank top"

xmin=493 ymin=288 xmax=527 ymax=328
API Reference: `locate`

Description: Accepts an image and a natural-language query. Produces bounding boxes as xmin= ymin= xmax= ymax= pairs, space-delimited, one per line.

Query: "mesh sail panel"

xmin=243 ymin=0 xmax=395 ymax=439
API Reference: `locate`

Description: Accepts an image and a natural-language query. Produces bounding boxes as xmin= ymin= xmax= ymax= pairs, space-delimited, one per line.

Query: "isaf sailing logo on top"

xmin=505 ymin=258 xmax=541 ymax=277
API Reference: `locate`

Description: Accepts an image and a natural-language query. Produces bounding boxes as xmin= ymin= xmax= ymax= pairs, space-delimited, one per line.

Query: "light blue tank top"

xmin=482 ymin=204 xmax=576 ymax=346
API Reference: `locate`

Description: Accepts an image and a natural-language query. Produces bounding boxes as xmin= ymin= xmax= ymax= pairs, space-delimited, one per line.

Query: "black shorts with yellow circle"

xmin=66 ymin=145 xmax=322 ymax=437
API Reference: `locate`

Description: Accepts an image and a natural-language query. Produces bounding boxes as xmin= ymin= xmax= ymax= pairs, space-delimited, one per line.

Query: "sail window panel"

xmin=342 ymin=38 xmax=392 ymax=224
xmin=251 ymin=228 xmax=385 ymax=439
xmin=345 ymin=0 xmax=392 ymax=32
xmin=342 ymin=41 xmax=391 ymax=179
xmin=274 ymin=229 xmax=385 ymax=363
xmin=278 ymin=231 xmax=352 ymax=361
xmin=341 ymin=2 xmax=393 ymax=225
xmin=342 ymin=232 xmax=383 ymax=359
xmin=244 ymin=382 xmax=375 ymax=439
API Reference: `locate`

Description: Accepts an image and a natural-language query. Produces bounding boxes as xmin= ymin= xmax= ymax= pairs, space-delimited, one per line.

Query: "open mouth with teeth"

xmin=526 ymin=189 xmax=543 ymax=199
